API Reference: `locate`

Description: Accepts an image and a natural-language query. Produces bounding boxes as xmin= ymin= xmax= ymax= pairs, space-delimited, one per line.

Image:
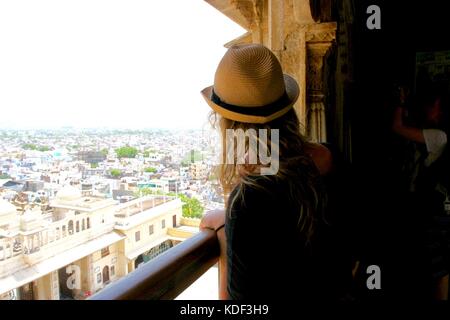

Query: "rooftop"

xmin=115 ymin=196 xmax=172 ymax=218
xmin=114 ymin=196 xmax=182 ymax=230
xmin=50 ymin=195 xmax=117 ymax=211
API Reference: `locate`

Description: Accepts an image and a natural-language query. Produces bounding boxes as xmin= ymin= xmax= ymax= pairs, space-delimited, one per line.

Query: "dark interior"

xmin=351 ymin=0 xmax=450 ymax=164
xmin=342 ymin=0 xmax=450 ymax=300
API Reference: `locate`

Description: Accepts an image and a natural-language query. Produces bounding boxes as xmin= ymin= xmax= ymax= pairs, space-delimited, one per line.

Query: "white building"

xmin=0 ymin=185 xmax=197 ymax=300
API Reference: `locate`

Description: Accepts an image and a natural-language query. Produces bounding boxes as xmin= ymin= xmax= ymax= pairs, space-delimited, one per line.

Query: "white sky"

xmin=0 ymin=0 xmax=245 ymax=130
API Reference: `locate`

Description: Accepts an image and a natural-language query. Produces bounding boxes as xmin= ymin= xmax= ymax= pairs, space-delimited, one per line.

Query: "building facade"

xmin=0 ymin=186 xmax=196 ymax=300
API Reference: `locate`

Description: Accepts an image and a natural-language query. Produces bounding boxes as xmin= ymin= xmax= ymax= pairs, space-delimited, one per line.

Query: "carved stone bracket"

xmin=305 ymin=30 xmax=336 ymax=42
xmin=229 ymin=0 xmax=257 ymax=27
xmin=227 ymin=0 xmax=264 ymax=42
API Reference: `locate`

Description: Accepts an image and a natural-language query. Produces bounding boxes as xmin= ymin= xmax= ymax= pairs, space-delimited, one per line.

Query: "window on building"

xmin=149 ymin=225 xmax=154 ymax=235
xmin=76 ymin=221 xmax=80 ymax=232
xmin=87 ymin=217 xmax=90 ymax=229
xmin=68 ymin=220 xmax=74 ymax=235
xmin=135 ymin=231 xmax=140 ymax=242
xmin=110 ymin=265 xmax=115 ymax=277
xmin=82 ymin=219 xmax=85 ymax=230
xmin=62 ymin=225 xmax=66 ymax=237
xmin=101 ymin=247 xmax=110 ymax=258
xmin=161 ymin=219 xmax=165 ymax=229
xmin=97 ymin=273 xmax=101 ymax=284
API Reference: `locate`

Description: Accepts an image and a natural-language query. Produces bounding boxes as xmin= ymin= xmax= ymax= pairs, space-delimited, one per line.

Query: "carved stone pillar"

xmin=305 ymin=30 xmax=335 ymax=142
xmin=280 ymin=0 xmax=336 ymax=141
xmin=282 ymin=24 xmax=335 ymax=141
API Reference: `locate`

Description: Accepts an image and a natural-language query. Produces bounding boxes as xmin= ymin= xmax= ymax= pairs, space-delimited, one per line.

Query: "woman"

xmin=200 ymin=44 xmax=350 ymax=300
xmin=392 ymin=88 xmax=450 ymax=300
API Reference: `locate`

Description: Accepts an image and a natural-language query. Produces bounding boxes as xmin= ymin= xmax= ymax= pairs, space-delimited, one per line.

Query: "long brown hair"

xmin=210 ymin=108 xmax=326 ymax=242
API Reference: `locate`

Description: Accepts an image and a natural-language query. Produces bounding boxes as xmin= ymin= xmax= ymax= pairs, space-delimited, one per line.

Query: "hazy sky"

xmin=0 ymin=0 xmax=245 ymax=129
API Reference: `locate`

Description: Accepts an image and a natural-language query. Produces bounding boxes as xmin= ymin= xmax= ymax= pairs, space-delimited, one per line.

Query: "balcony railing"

xmin=115 ymin=196 xmax=173 ymax=218
xmin=89 ymin=229 xmax=219 ymax=300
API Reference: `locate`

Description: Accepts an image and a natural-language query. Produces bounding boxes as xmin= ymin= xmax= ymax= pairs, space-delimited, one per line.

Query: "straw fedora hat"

xmin=201 ymin=43 xmax=299 ymax=124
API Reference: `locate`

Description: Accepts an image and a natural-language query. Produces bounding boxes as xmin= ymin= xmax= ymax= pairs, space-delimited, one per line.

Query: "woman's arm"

xmin=392 ymin=106 xmax=425 ymax=143
xmin=305 ymin=143 xmax=333 ymax=175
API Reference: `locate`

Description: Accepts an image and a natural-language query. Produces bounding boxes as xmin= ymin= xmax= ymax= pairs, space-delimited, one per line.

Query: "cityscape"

xmin=0 ymin=127 xmax=224 ymax=300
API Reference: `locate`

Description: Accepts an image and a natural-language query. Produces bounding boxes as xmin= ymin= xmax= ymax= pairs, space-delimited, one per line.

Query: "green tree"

xmin=115 ymin=146 xmax=138 ymax=159
xmin=110 ymin=169 xmax=122 ymax=178
xmin=180 ymin=160 xmax=190 ymax=167
xmin=135 ymin=188 xmax=172 ymax=197
xmin=137 ymin=187 xmax=156 ymax=196
xmin=22 ymin=143 xmax=37 ymax=150
xmin=100 ymin=148 xmax=109 ymax=156
xmin=22 ymin=144 xmax=51 ymax=151
xmin=179 ymin=194 xmax=204 ymax=219
xmin=91 ymin=163 xmax=99 ymax=169
xmin=38 ymin=146 xmax=51 ymax=152
xmin=144 ymin=167 xmax=157 ymax=173
xmin=0 ymin=174 xmax=10 ymax=179
xmin=143 ymin=149 xmax=155 ymax=157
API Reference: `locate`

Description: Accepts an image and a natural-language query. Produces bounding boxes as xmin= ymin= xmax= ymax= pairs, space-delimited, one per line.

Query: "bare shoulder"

xmin=305 ymin=143 xmax=333 ymax=176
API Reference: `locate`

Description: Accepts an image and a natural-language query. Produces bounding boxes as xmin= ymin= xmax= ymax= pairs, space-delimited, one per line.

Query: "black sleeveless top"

xmin=225 ymin=175 xmax=352 ymax=301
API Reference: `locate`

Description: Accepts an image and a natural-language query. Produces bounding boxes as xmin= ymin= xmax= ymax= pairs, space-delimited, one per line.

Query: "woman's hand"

xmin=200 ymin=209 xmax=225 ymax=231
